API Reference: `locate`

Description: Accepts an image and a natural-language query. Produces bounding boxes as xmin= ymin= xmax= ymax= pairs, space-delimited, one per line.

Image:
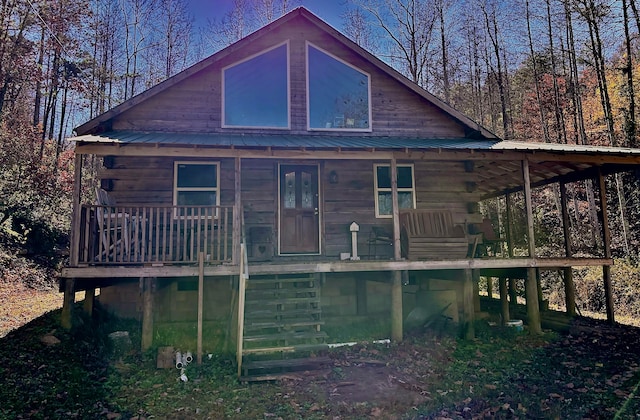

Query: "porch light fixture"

xmin=329 ymin=170 xmax=338 ymax=184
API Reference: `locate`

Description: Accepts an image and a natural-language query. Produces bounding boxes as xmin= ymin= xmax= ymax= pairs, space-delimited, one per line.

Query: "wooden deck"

xmin=62 ymin=256 xmax=613 ymax=279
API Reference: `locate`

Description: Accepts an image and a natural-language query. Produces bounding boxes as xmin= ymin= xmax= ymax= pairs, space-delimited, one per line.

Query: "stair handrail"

xmin=236 ymin=210 xmax=249 ymax=377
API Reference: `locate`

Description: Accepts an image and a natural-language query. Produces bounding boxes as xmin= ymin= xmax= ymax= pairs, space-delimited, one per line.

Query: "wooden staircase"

xmin=239 ymin=273 xmax=330 ymax=381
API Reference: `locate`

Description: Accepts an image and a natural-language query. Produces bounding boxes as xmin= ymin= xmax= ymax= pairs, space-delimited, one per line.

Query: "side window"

xmin=307 ymin=43 xmax=371 ymax=131
xmin=374 ymin=164 xmax=415 ymax=218
xmin=173 ymin=162 xmax=220 ymax=217
xmin=223 ymin=42 xmax=289 ymax=128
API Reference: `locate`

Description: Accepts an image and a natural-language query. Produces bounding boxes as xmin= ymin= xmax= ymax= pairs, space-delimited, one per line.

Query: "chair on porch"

xmin=399 ymin=210 xmax=469 ymax=260
xmin=367 ymin=226 xmax=393 ymax=259
xmin=95 ymin=188 xmax=130 ymax=261
xmin=473 ymin=218 xmax=505 ymax=257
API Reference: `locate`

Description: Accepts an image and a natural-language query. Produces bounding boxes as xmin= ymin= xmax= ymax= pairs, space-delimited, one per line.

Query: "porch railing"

xmin=77 ymin=205 xmax=234 ymax=265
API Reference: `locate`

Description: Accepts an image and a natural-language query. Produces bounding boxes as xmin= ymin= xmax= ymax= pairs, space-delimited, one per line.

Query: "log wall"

xmin=102 ymin=156 xmax=482 ymax=260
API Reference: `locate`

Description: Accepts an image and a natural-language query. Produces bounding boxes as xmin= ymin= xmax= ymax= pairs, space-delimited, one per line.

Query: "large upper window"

xmin=307 ymin=43 xmax=371 ymax=131
xmin=374 ymin=164 xmax=416 ymax=218
xmin=173 ymin=162 xmax=220 ymax=216
xmin=223 ymin=42 xmax=289 ymax=128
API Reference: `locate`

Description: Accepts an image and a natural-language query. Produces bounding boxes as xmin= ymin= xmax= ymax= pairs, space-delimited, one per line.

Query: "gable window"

xmin=307 ymin=43 xmax=371 ymax=131
xmin=173 ymin=162 xmax=220 ymax=216
xmin=374 ymin=164 xmax=415 ymax=218
xmin=223 ymin=42 xmax=289 ymax=128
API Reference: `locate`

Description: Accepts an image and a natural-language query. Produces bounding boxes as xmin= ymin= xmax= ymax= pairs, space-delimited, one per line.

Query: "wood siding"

xmin=102 ymin=156 xmax=481 ymax=261
xmin=110 ymin=15 xmax=466 ymax=139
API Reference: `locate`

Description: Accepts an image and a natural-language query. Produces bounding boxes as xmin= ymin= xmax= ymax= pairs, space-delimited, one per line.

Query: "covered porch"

xmin=61 ymin=140 xmax=640 ymax=354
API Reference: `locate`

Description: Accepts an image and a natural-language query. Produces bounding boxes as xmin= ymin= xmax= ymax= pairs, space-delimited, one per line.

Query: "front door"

xmin=279 ymin=164 xmax=320 ymax=254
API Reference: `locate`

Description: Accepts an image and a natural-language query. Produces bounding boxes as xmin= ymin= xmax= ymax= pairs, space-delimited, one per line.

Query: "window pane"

xmin=398 ymin=192 xmax=413 ymax=209
xmin=378 ymin=192 xmax=392 ymax=215
xmin=177 ymin=164 xmax=217 ymax=188
xmin=376 ymin=166 xmax=391 ymax=189
xmin=224 ymin=44 xmax=288 ymax=127
xmin=177 ymin=191 xmax=217 ymax=206
xmin=398 ymin=167 xmax=413 ymax=188
xmin=308 ymin=45 xmax=369 ymax=129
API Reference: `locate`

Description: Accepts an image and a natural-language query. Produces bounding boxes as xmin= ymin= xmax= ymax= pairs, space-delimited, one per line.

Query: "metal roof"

xmin=72 ymin=131 xmax=640 ymax=200
xmin=493 ymin=140 xmax=640 ymax=156
xmin=72 ymin=131 xmax=499 ymax=150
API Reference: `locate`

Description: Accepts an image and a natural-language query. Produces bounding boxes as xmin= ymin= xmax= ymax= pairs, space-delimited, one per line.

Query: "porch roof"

xmin=72 ymin=131 xmax=640 ymax=199
xmin=72 ymin=131 xmax=497 ymax=150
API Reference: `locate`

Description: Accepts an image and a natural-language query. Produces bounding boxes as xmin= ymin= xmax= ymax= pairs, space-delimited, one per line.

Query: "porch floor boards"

xmin=62 ymin=257 xmax=614 ymax=279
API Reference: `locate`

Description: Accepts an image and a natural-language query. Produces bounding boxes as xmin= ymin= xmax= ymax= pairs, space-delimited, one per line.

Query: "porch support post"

xmin=141 ymin=277 xmax=155 ymax=351
xmin=522 ymin=159 xmax=542 ymax=334
xmin=233 ymin=157 xmax=242 ymax=265
xmin=390 ymin=157 xmax=403 ymax=342
xmin=505 ymin=193 xmax=514 ymax=258
xmin=62 ymin=154 xmax=82 ymax=330
xmin=83 ymin=287 xmax=95 ymax=316
xmin=197 ymin=252 xmax=204 ymax=365
xmin=69 ymin=153 xmax=83 ymax=267
xmin=499 ymin=277 xmax=509 ymax=326
xmin=61 ymin=278 xmax=75 ymax=330
xmin=597 ymin=169 xmax=615 ymax=324
xmin=559 ymin=181 xmax=576 ymax=316
xmin=463 ymin=269 xmax=475 ymax=339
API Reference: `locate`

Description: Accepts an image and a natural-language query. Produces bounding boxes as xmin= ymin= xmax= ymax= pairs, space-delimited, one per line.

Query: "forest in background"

xmin=1 ymin=0 xmax=640 ymax=317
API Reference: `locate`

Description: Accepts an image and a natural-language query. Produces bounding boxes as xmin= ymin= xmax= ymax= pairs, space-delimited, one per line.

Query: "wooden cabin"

xmin=62 ymin=8 xmax=640 ymax=376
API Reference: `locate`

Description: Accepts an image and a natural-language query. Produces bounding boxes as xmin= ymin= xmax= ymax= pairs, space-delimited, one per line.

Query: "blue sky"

xmin=189 ymin=0 xmax=346 ymax=30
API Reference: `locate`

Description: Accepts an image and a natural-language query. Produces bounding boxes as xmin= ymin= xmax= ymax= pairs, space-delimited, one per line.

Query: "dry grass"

xmin=0 ymin=281 xmax=84 ymax=338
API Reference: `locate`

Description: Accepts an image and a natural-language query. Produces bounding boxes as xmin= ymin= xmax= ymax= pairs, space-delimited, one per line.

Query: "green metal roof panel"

xmin=72 ymin=131 xmax=499 ymax=150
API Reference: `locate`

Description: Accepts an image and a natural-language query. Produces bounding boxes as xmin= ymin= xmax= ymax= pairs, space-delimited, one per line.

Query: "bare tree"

xmin=349 ymin=0 xmax=439 ymax=88
xmin=341 ymin=7 xmax=378 ymax=52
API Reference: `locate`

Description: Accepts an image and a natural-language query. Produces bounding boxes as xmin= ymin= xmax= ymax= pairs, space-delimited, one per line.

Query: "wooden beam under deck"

xmin=62 ymin=257 xmax=613 ymax=279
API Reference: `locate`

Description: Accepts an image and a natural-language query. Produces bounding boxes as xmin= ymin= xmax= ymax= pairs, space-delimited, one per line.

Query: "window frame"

xmin=221 ymin=41 xmax=291 ymax=130
xmin=306 ymin=41 xmax=372 ymax=132
xmin=373 ymin=163 xmax=416 ymax=218
xmin=173 ymin=161 xmax=221 ymax=219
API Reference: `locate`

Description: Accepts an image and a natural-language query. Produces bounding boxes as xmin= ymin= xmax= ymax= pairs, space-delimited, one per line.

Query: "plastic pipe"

xmin=175 ymin=351 xmax=184 ymax=369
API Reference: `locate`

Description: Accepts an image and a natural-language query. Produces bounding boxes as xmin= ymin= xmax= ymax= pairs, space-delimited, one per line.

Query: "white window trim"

xmin=374 ymin=163 xmax=416 ymax=218
xmin=173 ymin=161 xmax=221 ymax=219
xmin=306 ymin=41 xmax=373 ymax=133
xmin=221 ymin=41 xmax=291 ymax=130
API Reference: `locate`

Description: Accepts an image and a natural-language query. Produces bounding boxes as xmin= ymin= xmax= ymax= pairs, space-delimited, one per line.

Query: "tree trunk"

xmin=526 ymin=0 xmax=551 ymax=143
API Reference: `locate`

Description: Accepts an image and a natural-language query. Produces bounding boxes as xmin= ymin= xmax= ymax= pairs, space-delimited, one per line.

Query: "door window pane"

xmin=301 ymin=172 xmax=313 ymax=208
xmin=284 ymin=172 xmax=296 ymax=209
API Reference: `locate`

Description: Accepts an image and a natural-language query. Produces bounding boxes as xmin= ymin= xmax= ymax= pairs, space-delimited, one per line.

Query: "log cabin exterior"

xmin=62 ymin=8 xmax=640 ymax=374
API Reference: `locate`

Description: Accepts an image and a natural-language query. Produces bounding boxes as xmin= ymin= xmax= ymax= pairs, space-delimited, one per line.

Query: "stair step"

xmin=242 ymin=343 xmax=329 ymax=355
xmin=245 ymin=308 xmax=322 ymax=319
xmin=248 ymin=275 xmax=316 ymax=285
xmin=249 ymin=296 xmax=320 ymax=306
xmin=243 ymin=331 xmax=327 ymax=343
xmin=245 ymin=289 xmax=319 ymax=299
xmin=245 ymin=320 xmax=324 ymax=331
xmin=240 ymin=356 xmax=332 ymax=382
xmin=242 ymin=356 xmax=331 ymax=370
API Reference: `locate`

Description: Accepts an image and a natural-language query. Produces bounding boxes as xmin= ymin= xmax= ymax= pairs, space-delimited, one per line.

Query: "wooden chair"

xmin=474 ymin=218 xmax=505 ymax=257
xmin=399 ymin=210 xmax=468 ymax=260
xmin=367 ymin=226 xmax=393 ymax=259
xmin=95 ymin=188 xmax=130 ymax=261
